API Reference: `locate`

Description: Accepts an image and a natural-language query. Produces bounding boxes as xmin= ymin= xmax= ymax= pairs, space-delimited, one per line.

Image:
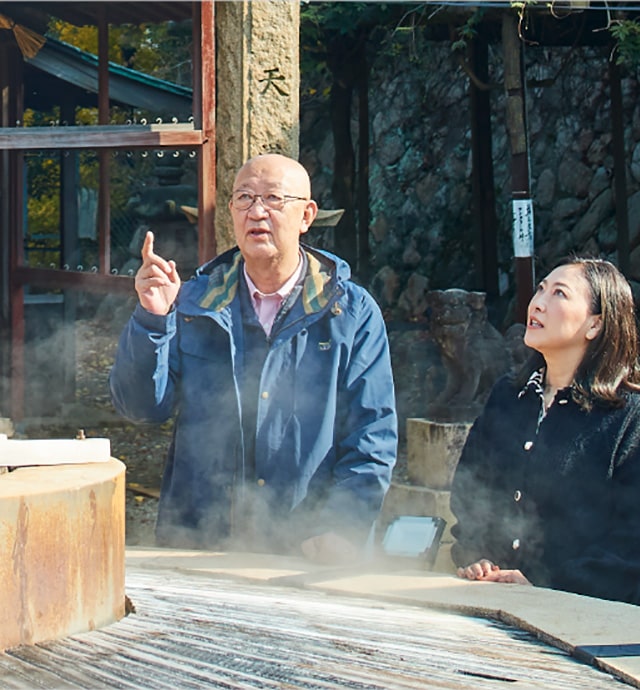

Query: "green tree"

xmin=609 ymin=18 xmax=640 ymax=68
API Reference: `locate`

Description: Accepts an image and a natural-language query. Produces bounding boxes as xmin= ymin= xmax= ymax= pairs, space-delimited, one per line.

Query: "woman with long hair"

xmin=450 ymin=257 xmax=640 ymax=605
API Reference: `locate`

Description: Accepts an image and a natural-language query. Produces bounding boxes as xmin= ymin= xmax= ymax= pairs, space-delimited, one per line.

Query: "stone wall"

xmin=300 ymin=32 xmax=640 ymax=430
xmin=300 ymin=36 xmax=640 ymax=324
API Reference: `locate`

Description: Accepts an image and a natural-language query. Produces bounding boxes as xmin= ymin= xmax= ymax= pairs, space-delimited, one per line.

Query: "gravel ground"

xmin=76 ymin=318 xmax=168 ymax=546
xmin=20 ymin=318 xmax=166 ymax=546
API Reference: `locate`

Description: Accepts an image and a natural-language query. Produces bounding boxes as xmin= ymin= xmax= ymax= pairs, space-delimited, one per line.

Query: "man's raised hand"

xmin=134 ymin=231 xmax=181 ymax=315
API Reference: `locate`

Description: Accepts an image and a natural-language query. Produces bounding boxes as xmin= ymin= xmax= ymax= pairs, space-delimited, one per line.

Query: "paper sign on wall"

xmin=512 ymin=199 xmax=534 ymax=258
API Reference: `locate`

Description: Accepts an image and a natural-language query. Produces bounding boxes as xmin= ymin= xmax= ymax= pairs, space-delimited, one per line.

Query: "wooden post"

xmin=0 ymin=42 xmax=12 ymax=415
xmin=6 ymin=47 xmax=24 ymax=420
xmin=60 ymin=99 xmax=78 ymax=268
xmin=194 ymin=0 xmax=217 ymax=263
xmin=502 ymin=11 xmax=534 ymax=324
xmin=469 ymin=32 xmax=499 ymax=300
xmin=609 ymin=58 xmax=630 ymax=276
xmin=60 ymin=98 xmax=78 ymax=403
xmin=357 ymin=41 xmax=370 ymax=280
xmin=97 ymin=7 xmax=111 ymax=274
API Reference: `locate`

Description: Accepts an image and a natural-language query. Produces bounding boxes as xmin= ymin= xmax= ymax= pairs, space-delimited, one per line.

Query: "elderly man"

xmin=110 ymin=153 xmax=397 ymax=563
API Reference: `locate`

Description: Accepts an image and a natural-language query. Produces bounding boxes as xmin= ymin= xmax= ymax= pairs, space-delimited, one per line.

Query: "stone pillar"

xmin=406 ymin=419 xmax=471 ymax=491
xmin=215 ymin=1 xmax=300 ymax=253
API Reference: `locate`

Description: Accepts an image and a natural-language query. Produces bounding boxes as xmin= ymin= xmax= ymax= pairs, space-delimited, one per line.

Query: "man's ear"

xmin=299 ymin=200 xmax=318 ymax=236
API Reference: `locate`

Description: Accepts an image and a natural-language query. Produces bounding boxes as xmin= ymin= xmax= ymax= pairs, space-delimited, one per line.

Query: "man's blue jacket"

xmin=110 ymin=245 xmax=397 ymax=552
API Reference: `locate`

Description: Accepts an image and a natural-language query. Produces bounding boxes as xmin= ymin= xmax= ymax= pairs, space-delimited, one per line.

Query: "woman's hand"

xmin=457 ymin=560 xmax=531 ymax=586
xmin=480 ymin=569 xmax=531 ymax=585
xmin=457 ymin=558 xmax=500 ymax=580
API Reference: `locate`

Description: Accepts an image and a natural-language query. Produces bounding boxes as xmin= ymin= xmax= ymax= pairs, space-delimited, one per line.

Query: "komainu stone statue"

xmin=425 ymin=288 xmax=512 ymax=421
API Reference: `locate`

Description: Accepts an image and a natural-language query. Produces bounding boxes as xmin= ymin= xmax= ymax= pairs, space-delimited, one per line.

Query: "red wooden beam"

xmin=8 ymin=51 xmax=25 ymax=422
xmin=97 ymin=10 xmax=111 ymax=275
xmin=0 ymin=124 xmax=204 ymax=150
xmin=9 ymin=150 xmax=24 ymax=421
xmin=195 ymin=0 xmax=217 ymax=263
xmin=12 ymin=267 xmax=135 ymax=295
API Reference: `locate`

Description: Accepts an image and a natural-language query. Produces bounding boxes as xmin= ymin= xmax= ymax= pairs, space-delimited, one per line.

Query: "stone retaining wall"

xmin=301 ymin=36 xmax=640 ymax=325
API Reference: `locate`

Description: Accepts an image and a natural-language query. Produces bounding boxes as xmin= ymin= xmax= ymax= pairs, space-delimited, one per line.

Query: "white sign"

xmin=512 ymin=199 xmax=534 ymax=258
xmin=0 ymin=435 xmax=111 ymax=467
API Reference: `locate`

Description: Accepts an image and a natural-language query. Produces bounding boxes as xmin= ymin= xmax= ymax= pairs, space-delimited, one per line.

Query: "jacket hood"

xmin=187 ymin=244 xmax=351 ymax=315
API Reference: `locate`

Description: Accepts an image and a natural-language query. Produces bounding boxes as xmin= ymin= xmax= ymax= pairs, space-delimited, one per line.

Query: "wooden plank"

xmin=0 ymin=570 xmax=627 ymax=689
xmin=12 ymin=266 xmax=135 ymax=294
xmin=0 ymin=124 xmax=204 ymax=150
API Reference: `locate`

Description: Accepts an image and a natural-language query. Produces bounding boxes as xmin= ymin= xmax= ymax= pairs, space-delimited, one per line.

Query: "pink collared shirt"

xmin=244 ymin=253 xmax=304 ymax=336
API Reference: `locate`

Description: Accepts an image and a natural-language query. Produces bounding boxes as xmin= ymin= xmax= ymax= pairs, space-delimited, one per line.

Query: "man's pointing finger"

xmin=141 ymin=230 xmax=155 ymax=260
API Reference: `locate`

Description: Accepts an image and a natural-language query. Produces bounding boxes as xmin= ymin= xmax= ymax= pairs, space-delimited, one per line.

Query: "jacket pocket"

xmin=178 ymin=315 xmax=229 ymax=360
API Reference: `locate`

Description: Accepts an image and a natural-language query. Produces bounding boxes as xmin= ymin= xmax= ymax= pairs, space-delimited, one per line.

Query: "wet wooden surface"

xmin=0 ymin=567 xmax=628 ymax=689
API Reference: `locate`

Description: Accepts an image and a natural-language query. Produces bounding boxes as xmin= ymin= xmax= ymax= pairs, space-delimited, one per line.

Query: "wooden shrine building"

xmin=0 ymin=1 xmax=300 ymax=421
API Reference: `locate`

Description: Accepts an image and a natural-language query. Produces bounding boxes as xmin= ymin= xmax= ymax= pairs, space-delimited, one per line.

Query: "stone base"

xmin=0 ymin=459 xmax=126 ymax=650
xmin=407 ymin=417 xmax=471 ymax=489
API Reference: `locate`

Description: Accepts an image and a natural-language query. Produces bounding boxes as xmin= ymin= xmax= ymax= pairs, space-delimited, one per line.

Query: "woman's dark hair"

xmin=518 ymin=257 xmax=640 ymax=409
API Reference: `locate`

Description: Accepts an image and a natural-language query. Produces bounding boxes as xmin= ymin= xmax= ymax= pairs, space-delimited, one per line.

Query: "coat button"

xmin=523 ymin=440 xmax=533 ymax=451
xmin=559 ymin=399 xmax=568 ymax=405
xmin=512 ymin=538 xmax=520 ymax=550
xmin=514 ymin=490 xmax=522 ymax=502
xmin=261 ymin=391 xmax=269 ymax=399
xmin=257 ymin=478 xmax=265 ymax=487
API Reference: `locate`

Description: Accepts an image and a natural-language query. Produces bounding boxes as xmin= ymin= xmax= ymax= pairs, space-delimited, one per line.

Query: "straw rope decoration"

xmin=0 ymin=14 xmax=46 ymax=59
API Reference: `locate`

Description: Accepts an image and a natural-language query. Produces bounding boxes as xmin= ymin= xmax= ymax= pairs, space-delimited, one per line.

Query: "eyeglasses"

xmin=230 ymin=191 xmax=309 ymax=211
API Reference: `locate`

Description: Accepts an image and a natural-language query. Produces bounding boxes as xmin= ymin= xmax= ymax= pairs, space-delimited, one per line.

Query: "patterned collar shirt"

xmin=518 ymin=367 xmax=571 ymax=432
